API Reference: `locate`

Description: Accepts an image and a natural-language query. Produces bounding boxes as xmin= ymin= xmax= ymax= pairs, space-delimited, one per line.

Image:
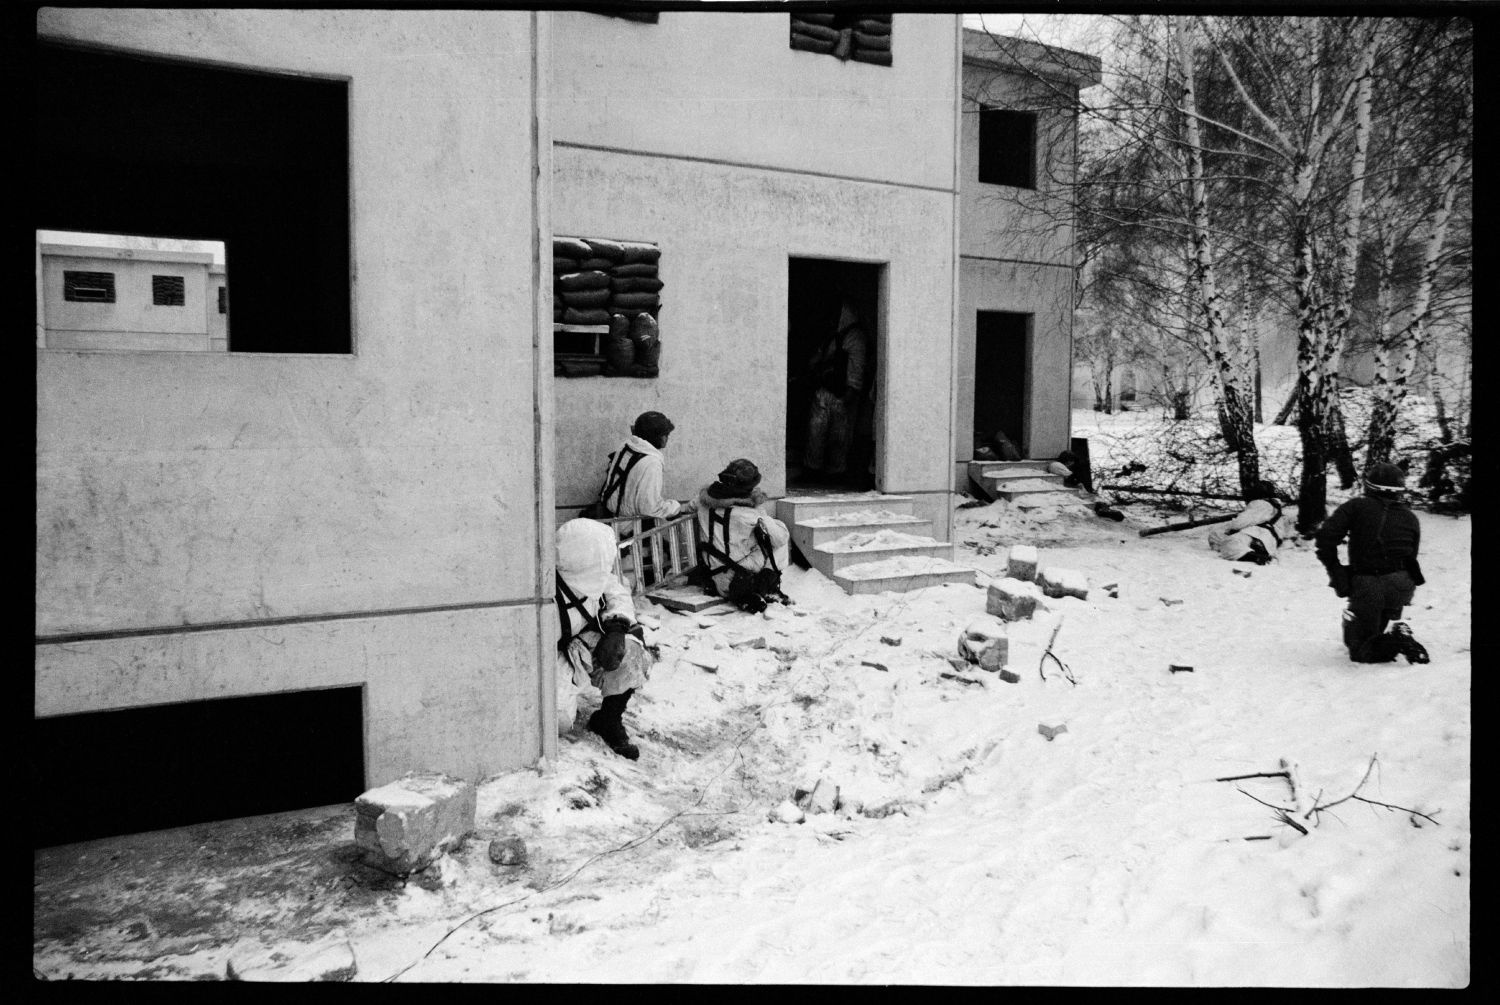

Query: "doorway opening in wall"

xmin=786 ymin=258 xmax=882 ymax=492
xmin=974 ymin=310 xmax=1032 ymax=459
xmin=34 ymin=42 xmax=350 ymax=353
xmin=30 ymin=686 xmax=365 ymax=848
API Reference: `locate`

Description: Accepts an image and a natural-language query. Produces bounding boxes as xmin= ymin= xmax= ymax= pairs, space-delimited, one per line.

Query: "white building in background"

xmin=37 ymin=240 xmax=228 ymax=352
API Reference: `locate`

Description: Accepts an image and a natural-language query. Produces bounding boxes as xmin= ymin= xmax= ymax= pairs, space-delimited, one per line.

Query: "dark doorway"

xmin=30 ymin=687 xmax=365 ymax=848
xmin=786 ymin=258 xmax=881 ymax=491
xmin=974 ymin=310 xmax=1031 ymax=457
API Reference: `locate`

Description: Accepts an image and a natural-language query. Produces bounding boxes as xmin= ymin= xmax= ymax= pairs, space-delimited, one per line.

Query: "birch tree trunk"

xmin=1365 ymin=138 xmax=1466 ymax=463
xmin=1175 ymin=17 xmax=1260 ymax=492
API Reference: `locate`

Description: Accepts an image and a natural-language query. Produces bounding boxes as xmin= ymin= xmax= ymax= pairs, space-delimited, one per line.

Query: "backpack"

xmin=697 ymin=510 xmax=786 ymax=612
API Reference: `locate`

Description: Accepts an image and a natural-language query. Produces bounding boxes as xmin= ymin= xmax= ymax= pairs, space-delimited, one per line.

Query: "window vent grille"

xmin=63 ymin=270 xmax=116 ymax=303
xmin=152 ymin=274 xmax=186 ymax=306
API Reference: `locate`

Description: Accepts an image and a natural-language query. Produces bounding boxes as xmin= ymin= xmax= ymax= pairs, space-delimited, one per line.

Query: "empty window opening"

xmin=218 ymin=285 xmax=227 ymax=314
xmin=152 ymin=274 xmax=185 ymax=306
xmin=978 ymin=107 xmax=1037 ymax=189
xmin=63 ymin=270 xmax=115 ymax=303
xmin=36 ymin=43 xmax=350 ymax=353
xmin=790 ymin=12 xmax=892 ymax=65
xmin=30 ymin=686 xmax=365 ymax=848
xmin=786 ymin=258 xmax=882 ymax=491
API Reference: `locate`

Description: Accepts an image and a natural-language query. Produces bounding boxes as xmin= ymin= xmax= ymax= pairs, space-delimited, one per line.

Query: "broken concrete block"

xmin=958 ymin=617 xmax=1008 ymax=665
xmin=1037 ymin=567 xmax=1089 ymax=600
xmin=879 ymin=635 xmax=902 ymax=646
xmin=1006 ymin=544 xmax=1039 ymax=582
xmin=986 ymin=577 xmax=1041 ymax=621
xmin=227 ymin=931 xmax=356 ymax=982
xmin=354 ymin=772 xmax=476 ymax=876
xmin=488 ymin=836 xmax=528 ymax=867
xmin=997 ymin=668 xmax=1021 ymax=684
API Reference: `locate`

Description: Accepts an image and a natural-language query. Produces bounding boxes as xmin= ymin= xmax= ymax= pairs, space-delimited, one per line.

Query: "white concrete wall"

xmin=35 ymin=9 xmax=556 ymax=784
xmin=550 ymin=12 xmax=962 ymax=539
xmin=552 ymin=11 xmax=958 ymax=188
xmin=43 ymin=248 xmax=213 ymax=352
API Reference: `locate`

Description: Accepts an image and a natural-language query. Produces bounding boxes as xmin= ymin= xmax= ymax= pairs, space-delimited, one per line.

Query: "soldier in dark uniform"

xmin=1315 ymin=462 xmax=1431 ymax=665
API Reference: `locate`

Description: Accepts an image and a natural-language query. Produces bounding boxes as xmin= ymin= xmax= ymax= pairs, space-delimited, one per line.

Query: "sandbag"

xmin=557 ymin=270 xmax=611 ymax=291
xmin=793 ymin=11 xmax=837 ymax=26
xmin=631 ymin=312 xmax=660 ymax=370
xmin=851 ymin=49 xmax=892 ymax=66
xmin=553 ymin=256 xmax=579 ymax=272
xmin=578 ymin=257 xmax=616 ymax=271
xmin=553 ymin=237 xmax=591 ymax=258
xmin=610 ymin=276 xmax=664 ymax=293
xmin=557 ymin=358 xmax=603 ymax=378
xmin=612 ymin=291 xmax=661 ymax=309
xmin=790 ymin=20 xmax=840 ymax=42
xmin=619 ymin=241 xmax=661 ymax=263
xmin=560 ymin=287 xmax=611 ymax=308
xmin=855 ymin=17 xmax=891 ymax=35
xmin=853 ymin=31 xmax=890 ymax=51
xmin=563 ymin=307 xmax=612 ymax=325
xmin=603 ymin=328 xmax=635 ymax=375
xmin=583 ymin=238 xmax=627 ymax=261
xmin=612 ymin=262 xmax=659 ymax=278
xmin=791 ymin=33 xmax=838 ymax=54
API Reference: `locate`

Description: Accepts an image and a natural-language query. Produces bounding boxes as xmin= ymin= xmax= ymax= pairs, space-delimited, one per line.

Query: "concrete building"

xmin=38 ymin=241 xmax=226 ymax=353
xmin=33 ymin=10 xmax=1095 ymax=844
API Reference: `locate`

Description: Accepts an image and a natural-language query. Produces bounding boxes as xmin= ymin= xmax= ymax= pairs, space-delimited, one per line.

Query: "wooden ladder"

xmin=597 ymin=511 xmax=703 ymax=595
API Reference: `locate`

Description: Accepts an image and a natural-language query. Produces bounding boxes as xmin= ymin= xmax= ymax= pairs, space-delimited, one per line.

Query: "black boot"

xmin=587 ymin=690 xmax=640 ymax=760
xmin=1388 ymin=622 xmax=1430 ymax=665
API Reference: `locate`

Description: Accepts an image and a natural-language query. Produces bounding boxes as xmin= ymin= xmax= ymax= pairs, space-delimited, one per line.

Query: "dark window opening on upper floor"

xmin=978 ymin=107 xmax=1037 ymax=189
xmin=36 ymin=43 xmax=350 ymax=353
xmin=790 ymin=12 xmax=891 ymax=66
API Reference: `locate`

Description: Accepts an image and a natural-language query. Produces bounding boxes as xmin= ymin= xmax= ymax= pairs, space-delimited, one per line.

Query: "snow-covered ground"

xmin=33 ymin=410 xmax=1470 ymax=985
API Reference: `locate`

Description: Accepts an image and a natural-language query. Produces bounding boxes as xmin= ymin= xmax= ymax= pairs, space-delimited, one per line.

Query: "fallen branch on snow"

xmin=1222 ymin=753 xmax=1441 ymax=834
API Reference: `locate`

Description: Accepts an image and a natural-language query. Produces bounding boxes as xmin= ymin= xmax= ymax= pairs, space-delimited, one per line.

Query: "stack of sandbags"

xmin=608 ymin=240 xmax=662 ymax=318
xmin=850 ymin=15 xmax=892 ymax=65
xmin=552 ymin=236 xmax=662 ymax=326
xmin=790 ymin=12 xmax=840 ymax=55
xmin=789 ymin=13 xmax=891 ymax=64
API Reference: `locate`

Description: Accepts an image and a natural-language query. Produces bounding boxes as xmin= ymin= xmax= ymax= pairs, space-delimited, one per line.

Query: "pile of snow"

xmin=801 ymin=509 xmax=924 ymax=527
xmin=821 ymin=529 xmax=939 ymax=553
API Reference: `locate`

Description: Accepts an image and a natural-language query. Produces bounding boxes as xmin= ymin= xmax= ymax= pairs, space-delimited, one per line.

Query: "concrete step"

xmin=775 ymin=493 xmax=916 ymax=528
xmin=791 ymin=511 xmax=933 ymax=553
xmin=970 ymin=459 xmax=1054 ymax=478
xmin=832 ymin=556 xmax=977 ymax=595
xmin=809 ymin=533 xmax=955 ymax=577
xmin=984 ymin=473 xmax=1068 ymax=500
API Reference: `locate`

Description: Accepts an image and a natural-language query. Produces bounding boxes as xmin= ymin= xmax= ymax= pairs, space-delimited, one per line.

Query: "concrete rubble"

xmin=354 ymin=771 xmax=476 ymax=876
